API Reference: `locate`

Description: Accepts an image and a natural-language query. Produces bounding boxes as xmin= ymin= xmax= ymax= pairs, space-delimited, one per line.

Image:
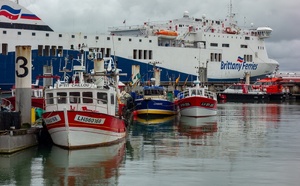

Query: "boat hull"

xmin=134 ymin=98 xmax=177 ymax=116
xmin=42 ymin=110 xmax=126 ymax=149
xmin=177 ymin=96 xmax=217 ymax=117
xmin=218 ymin=92 xmax=269 ymax=102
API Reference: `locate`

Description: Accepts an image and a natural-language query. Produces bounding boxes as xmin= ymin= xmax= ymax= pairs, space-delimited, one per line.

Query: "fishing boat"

xmin=0 ymin=0 xmax=279 ymax=91
xmin=42 ymin=50 xmax=127 ymax=149
xmin=217 ymin=83 xmax=269 ymax=102
xmin=133 ymin=63 xmax=177 ymax=116
xmin=176 ymin=78 xmax=217 ymax=117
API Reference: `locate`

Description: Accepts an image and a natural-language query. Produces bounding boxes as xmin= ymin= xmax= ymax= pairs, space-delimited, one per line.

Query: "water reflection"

xmin=178 ymin=116 xmax=218 ymax=138
xmin=43 ymin=141 xmax=126 ymax=185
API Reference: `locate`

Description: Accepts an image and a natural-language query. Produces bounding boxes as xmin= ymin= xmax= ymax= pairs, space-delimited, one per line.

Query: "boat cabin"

xmin=44 ymin=85 xmax=117 ymax=116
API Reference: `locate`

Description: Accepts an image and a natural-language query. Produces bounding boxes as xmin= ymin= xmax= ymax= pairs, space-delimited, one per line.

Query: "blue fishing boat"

xmin=134 ymin=86 xmax=177 ymax=116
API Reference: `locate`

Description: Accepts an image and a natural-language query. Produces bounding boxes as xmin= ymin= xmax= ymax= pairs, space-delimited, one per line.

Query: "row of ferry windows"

xmin=37 ymin=45 xmax=112 ymax=57
xmin=210 ymin=43 xmax=248 ymax=49
xmin=2 ymin=30 xmax=152 ymax=43
xmin=46 ymin=92 xmax=114 ymax=105
xmin=133 ymin=49 xmax=153 ymax=60
xmin=210 ymin=53 xmax=253 ymax=62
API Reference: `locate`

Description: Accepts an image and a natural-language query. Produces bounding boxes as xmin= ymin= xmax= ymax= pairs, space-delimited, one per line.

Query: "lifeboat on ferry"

xmin=154 ymin=30 xmax=178 ymax=39
xmin=225 ymin=27 xmax=236 ymax=34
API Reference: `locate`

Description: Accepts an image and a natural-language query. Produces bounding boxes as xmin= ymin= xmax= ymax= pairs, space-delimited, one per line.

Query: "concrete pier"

xmin=0 ymin=128 xmax=39 ymax=154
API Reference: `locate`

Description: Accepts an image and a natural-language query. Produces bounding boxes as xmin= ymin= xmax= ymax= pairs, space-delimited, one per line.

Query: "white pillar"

xmin=15 ymin=46 xmax=32 ymax=125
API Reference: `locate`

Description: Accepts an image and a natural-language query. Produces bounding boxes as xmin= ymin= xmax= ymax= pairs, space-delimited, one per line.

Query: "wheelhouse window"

xmin=57 ymin=92 xmax=67 ymax=104
xmin=110 ymin=93 xmax=115 ymax=105
xmin=97 ymin=92 xmax=107 ymax=104
xmin=83 ymin=92 xmax=93 ymax=103
xmin=46 ymin=93 xmax=54 ymax=104
xmin=70 ymin=92 xmax=80 ymax=103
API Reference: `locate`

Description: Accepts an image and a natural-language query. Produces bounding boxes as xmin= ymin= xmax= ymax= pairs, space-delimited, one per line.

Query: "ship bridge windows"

xmin=133 ymin=49 xmax=153 ymax=60
xmin=222 ymin=43 xmax=230 ymax=47
xmin=58 ymin=46 xmax=63 ymax=57
xmin=241 ymin=44 xmax=248 ymax=48
xmin=210 ymin=52 xmax=222 ymax=62
xmin=244 ymin=55 xmax=253 ymax=62
xmin=105 ymin=48 xmax=111 ymax=57
xmin=45 ymin=45 xmax=50 ymax=56
xmin=2 ymin=43 xmax=8 ymax=55
xmin=51 ymin=46 xmax=57 ymax=56
xmin=38 ymin=45 xmax=43 ymax=56
xmin=210 ymin=43 xmax=218 ymax=47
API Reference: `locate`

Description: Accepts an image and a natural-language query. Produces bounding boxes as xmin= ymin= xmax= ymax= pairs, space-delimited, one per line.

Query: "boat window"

xmin=83 ymin=92 xmax=93 ymax=103
xmin=106 ymin=48 xmax=111 ymax=57
xmin=46 ymin=93 xmax=54 ymax=104
xmin=97 ymin=92 xmax=107 ymax=104
xmin=57 ymin=92 xmax=67 ymax=104
xmin=46 ymin=33 xmax=49 ymax=37
xmin=71 ymin=35 xmax=75 ymax=38
xmin=70 ymin=92 xmax=80 ymax=103
xmin=59 ymin=34 xmax=62 ymax=38
xmin=3 ymin=30 xmax=7 ymax=34
xmin=149 ymin=50 xmax=153 ymax=60
xmin=110 ymin=93 xmax=115 ymax=105
xmin=191 ymin=90 xmax=196 ymax=96
xmin=18 ymin=31 xmax=21 ymax=35
xmin=32 ymin=32 xmax=36 ymax=36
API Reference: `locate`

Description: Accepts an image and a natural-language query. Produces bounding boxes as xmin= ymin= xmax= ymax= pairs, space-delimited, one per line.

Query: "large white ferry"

xmin=0 ymin=0 xmax=279 ymax=90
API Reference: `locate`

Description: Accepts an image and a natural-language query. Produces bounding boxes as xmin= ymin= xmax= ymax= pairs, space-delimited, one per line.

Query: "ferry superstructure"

xmin=0 ymin=0 xmax=279 ymax=90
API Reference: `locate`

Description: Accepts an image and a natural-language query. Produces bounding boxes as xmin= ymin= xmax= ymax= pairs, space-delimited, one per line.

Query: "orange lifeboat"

xmin=154 ymin=30 xmax=178 ymax=38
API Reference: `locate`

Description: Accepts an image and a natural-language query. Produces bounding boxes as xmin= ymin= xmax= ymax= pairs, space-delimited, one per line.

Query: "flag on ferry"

xmin=20 ymin=13 xmax=41 ymax=20
xmin=237 ymin=56 xmax=244 ymax=63
xmin=0 ymin=5 xmax=21 ymax=20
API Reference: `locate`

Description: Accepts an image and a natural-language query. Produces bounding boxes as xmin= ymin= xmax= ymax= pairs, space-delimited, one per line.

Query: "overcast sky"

xmin=19 ymin=0 xmax=300 ymax=72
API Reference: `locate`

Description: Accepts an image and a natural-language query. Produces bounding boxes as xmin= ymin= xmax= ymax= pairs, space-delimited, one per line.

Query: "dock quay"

xmin=0 ymin=128 xmax=40 ymax=154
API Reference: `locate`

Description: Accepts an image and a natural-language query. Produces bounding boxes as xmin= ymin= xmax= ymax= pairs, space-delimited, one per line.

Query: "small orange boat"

xmin=155 ymin=30 xmax=178 ymax=38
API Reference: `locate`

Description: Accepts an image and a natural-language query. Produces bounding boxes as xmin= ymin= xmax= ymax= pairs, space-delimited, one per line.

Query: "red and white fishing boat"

xmin=176 ymin=78 xmax=218 ymax=117
xmin=42 ymin=51 xmax=127 ymax=149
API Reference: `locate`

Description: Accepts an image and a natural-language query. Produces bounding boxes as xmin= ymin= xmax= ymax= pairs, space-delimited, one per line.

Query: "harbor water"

xmin=1 ymin=101 xmax=300 ymax=186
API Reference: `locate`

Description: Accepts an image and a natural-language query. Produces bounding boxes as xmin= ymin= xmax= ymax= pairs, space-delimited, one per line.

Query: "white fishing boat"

xmin=42 ymin=50 xmax=127 ymax=149
xmin=0 ymin=0 xmax=279 ymax=91
xmin=176 ymin=78 xmax=217 ymax=117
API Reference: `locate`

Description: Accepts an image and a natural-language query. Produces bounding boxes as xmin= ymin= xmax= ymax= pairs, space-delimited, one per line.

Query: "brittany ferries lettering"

xmin=0 ymin=0 xmax=279 ymax=90
xmin=220 ymin=61 xmax=258 ymax=71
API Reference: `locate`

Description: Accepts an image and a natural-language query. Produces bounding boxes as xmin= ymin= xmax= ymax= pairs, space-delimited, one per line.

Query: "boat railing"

xmin=45 ymin=96 xmax=109 ymax=113
xmin=205 ymin=90 xmax=217 ymax=100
